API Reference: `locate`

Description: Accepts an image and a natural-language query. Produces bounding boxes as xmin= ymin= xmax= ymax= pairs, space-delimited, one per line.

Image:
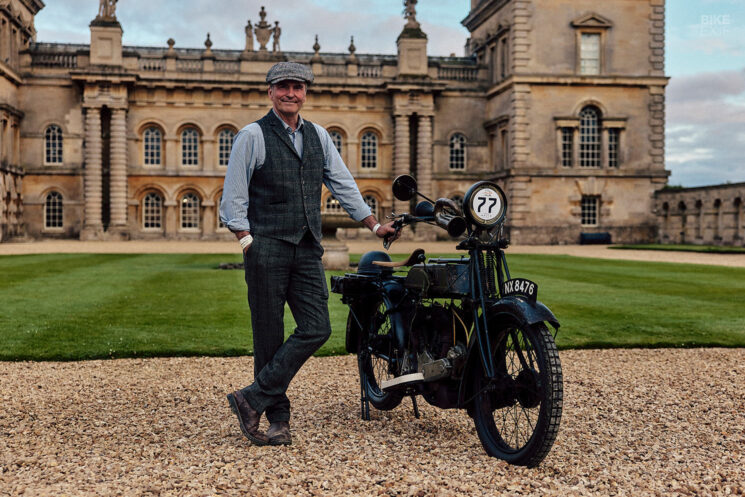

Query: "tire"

xmin=471 ymin=319 xmax=563 ymax=467
xmin=356 ymin=299 xmax=405 ymax=411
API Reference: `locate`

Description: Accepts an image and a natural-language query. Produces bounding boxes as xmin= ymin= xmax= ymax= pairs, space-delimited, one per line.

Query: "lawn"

xmin=610 ymin=244 xmax=745 ymax=254
xmin=1 ymin=253 xmax=743 ymax=361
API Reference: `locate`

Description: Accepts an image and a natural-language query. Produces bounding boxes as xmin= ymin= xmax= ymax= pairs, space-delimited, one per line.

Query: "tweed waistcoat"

xmin=248 ymin=111 xmax=325 ymax=244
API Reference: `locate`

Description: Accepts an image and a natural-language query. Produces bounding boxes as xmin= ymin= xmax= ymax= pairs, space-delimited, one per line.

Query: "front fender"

xmin=488 ymin=296 xmax=560 ymax=330
xmin=457 ymin=297 xmax=559 ymax=408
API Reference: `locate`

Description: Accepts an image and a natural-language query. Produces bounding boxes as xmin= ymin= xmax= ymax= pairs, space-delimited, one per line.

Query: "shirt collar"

xmin=272 ymin=108 xmax=304 ymax=133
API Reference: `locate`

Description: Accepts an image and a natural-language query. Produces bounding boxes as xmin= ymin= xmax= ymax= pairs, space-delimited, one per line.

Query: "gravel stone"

xmin=1 ymin=349 xmax=743 ymax=496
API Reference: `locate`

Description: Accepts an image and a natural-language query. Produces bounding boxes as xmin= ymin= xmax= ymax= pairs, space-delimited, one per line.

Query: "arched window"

xmin=218 ymin=128 xmax=236 ymax=167
xmin=44 ymin=125 xmax=63 ymax=164
xmin=324 ymin=195 xmax=342 ymax=213
xmin=181 ymin=127 xmax=200 ymax=166
xmin=180 ymin=192 xmax=200 ymax=229
xmin=579 ymin=106 xmax=601 ymax=168
xmin=143 ymin=126 xmax=163 ymax=166
xmin=360 ymin=131 xmax=378 ymax=169
xmin=142 ymin=192 xmax=163 ymax=230
xmin=329 ymin=130 xmax=343 ymax=156
xmin=449 ymin=133 xmax=466 ymax=170
xmin=44 ymin=191 xmax=63 ymax=228
xmin=363 ymin=194 xmax=378 ymax=218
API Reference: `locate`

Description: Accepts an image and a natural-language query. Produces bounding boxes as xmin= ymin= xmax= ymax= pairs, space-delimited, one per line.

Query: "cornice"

xmin=462 ymin=0 xmax=510 ymax=32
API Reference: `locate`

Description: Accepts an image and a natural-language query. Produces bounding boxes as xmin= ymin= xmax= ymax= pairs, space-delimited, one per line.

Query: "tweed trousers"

xmin=241 ymin=231 xmax=331 ymax=423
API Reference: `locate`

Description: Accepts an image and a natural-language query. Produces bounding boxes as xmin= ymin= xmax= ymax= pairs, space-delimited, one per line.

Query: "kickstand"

xmin=360 ymin=373 xmax=371 ymax=421
xmin=411 ymin=395 xmax=420 ymax=419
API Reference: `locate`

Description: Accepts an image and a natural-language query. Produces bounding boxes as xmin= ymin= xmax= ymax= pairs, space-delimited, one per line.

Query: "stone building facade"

xmin=1 ymin=0 xmax=673 ymax=244
xmin=655 ymin=184 xmax=745 ymax=246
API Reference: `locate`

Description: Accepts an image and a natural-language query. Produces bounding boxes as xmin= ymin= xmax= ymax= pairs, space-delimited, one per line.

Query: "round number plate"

xmin=464 ymin=182 xmax=507 ymax=228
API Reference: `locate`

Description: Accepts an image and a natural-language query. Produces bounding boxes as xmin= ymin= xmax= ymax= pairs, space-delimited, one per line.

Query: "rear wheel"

xmin=357 ymin=299 xmax=404 ymax=411
xmin=472 ymin=319 xmax=562 ymax=467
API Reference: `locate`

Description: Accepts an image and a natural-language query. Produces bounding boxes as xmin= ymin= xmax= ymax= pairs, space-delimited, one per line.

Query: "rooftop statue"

xmin=96 ymin=0 xmax=117 ymax=21
xmin=404 ymin=0 xmax=420 ymax=29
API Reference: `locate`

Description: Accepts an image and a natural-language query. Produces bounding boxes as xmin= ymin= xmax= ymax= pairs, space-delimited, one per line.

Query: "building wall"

xmin=656 ymin=184 xmax=745 ymax=246
xmin=5 ymin=0 xmax=685 ymax=245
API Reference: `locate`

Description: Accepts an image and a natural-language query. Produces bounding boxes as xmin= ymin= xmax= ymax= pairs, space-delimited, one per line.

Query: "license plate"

xmin=501 ymin=278 xmax=538 ymax=303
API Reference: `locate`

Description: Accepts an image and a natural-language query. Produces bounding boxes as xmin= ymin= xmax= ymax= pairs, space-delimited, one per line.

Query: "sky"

xmin=33 ymin=0 xmax=745 ymax=188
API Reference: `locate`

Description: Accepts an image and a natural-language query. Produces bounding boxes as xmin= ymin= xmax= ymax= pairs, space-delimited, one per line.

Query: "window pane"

xmin=144 ymin=127 xmax=162 ymax=166
xmin=580 ymin=33 xmax=600 ymax=75
xmin=45 ymin=125 xmax=63 ymax=164
xmin=181 ymin=128 xmax=199 ymax=166
xmin=329 ymin=131 xmax=343 ymax=155
xmin=44 ymin=191 xmax=63 ymax=228
xmin=324 ymin=195 xmax=343 ymax=213
xmin=363 ymin=195 xmax=378 ymax=218
xmin=218 ymin=129 xmax=236 ymax=167
xmin=608 ymin=128 xmax=620 ymax=168
xmin=581 ymin=195 xmax=599 ymax=226
xmin=561 ymin=127 xmax=573 ymax=167
xmin=361 ymin=132 xmax=378 ymax=169
xmin=142 ymin=192 xmax=163 ymax=229
xmin=579 ymin=107 xmax=601 ymax=168
xmin=449 ymin=133 xmax=466 ymax=170
xmin=181 ymin=193 xmax=200 ymax=228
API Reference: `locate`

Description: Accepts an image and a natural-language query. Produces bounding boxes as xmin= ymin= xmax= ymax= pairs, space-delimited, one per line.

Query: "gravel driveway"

xmin=1 ymin=349 xmax=743 ymax=496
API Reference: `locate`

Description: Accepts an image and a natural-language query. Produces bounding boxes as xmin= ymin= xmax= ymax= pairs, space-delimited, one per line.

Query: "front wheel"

xmin=356 ymin=300 xmax=404 ymax=411
xmin=471 ymin=320 xmax=563 ymax=467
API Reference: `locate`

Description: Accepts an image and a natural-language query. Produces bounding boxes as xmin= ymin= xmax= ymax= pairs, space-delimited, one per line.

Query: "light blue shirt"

xmin=220 ymin=111 xmax=372 ymax=233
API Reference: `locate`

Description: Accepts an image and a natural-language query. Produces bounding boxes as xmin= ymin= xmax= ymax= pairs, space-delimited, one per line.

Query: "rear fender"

xmin=344 ymin=279 xmax=409 ymax=354
xmin=457 ymin=297 xmax=559 ymax=408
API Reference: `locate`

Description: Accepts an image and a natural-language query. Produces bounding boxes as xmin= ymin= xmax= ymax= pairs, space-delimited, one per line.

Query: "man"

xmin=220 ymin=62 xmax=398 ymax=446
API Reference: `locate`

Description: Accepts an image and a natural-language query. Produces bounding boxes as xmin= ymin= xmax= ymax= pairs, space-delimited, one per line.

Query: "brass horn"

xmin=434 ymin=198 xmax=467 ymax=237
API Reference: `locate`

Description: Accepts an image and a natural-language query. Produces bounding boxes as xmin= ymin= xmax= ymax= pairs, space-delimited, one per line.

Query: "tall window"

xmin=217 ymin=193 xmax=227 ymax=229
xmin=449 ymin=133 xmax=466 ymax=170
xmin=44 ymin=125 xmax=63 ymax=164
xmin=143 ymin=126 xmax=162 ymax=166
xmin=360 ymin=131 xmax=378 ymax=169
xmin=142 ymin=192 xmax=163 ymax=230
xmin=181 ymin=127 xmax=199 ymax=166
xmin=44 ymin=191 xmax=63 ymax=229
xmin=363 ymin=195 xmax=378 ymax=218
xmin=580 ymin=33 xmax=600 ymax=75
xmin=180 ymin=193 xmax=200 ymax=229
xmin=561 ymin=128 xmax=574 ymax=167
xmin=579 ymin=107 xmax=601 ymax=168
xmin=324 ymin=195 xmax=342 ymax=213
xmin=329 ymin=130 xmax=343 ymax=156
xmin=608 ymin=128 xmax=620 ymax=168
xmin=499 ymin=36 xmax=509 ymax=79
xmin=581 ymin=195 xmax=599 ymax=226
xmin=218 ymin=129 xmax=235 ymax=167
xmin=500 ymin=127 xmax=509 ymax=169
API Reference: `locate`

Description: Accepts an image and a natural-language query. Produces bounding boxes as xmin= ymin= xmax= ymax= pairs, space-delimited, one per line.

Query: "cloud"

xmin=666 ymin=69 xmax=745 ymax=186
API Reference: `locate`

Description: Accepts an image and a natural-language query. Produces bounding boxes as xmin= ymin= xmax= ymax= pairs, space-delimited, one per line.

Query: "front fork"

xmin=469 ymin=247 xmax=512 ymax=380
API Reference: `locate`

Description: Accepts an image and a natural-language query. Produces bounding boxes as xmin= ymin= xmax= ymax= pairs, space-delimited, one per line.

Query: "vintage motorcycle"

xmin=330 ymin=175 xmax=563 ymax=467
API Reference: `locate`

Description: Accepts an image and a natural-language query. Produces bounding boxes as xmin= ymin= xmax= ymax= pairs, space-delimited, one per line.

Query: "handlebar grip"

xmin=383 ymin=219 xmax=403 ymax=250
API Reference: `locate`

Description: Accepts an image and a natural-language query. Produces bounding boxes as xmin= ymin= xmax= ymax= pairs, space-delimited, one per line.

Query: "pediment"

xmin=571 ymin=12 xmax=613 ymax=29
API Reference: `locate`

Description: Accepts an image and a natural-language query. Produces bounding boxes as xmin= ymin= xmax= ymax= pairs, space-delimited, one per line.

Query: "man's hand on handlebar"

xmin=376 ymin=220 xmax=400 ymax=241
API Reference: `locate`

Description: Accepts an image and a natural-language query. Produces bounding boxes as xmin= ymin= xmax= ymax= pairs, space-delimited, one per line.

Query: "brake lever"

xmin=383 ymin=219 xmax=403 ymax=250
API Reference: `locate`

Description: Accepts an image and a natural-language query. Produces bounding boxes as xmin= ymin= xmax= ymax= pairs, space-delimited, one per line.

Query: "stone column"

xmin=393 ymin=114 xmax=410 ymax=214
xmin=82 ymin=107 xmax=103 ymax=239
xmin=417 ymin=114 xmax=436 ymax=240
xmin=109 ymin=108 xmax=128 ymax=231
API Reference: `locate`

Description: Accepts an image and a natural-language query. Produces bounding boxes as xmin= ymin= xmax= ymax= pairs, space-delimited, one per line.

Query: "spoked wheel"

xmin=472 ymin=319 xmax=563 ymax=467
xmin=357 ymin=299 xmax=404 ymax=410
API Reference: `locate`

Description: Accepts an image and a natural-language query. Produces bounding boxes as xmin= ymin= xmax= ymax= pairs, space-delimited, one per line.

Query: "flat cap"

xmin=266 ymin=62 xmax=314 ymax=85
